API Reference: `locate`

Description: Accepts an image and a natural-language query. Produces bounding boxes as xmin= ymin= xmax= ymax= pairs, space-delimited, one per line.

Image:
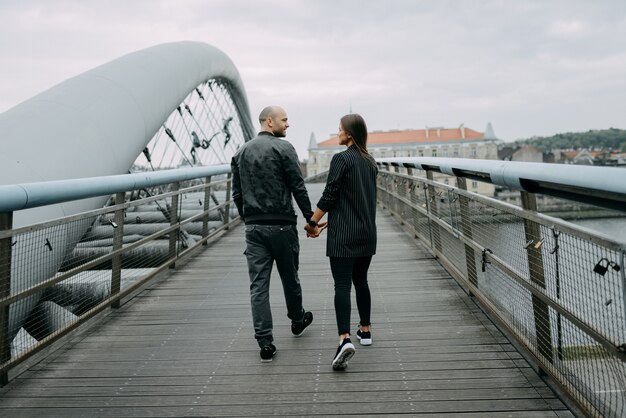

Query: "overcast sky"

xmin=2 ymin=0 xmax=625 ymax=160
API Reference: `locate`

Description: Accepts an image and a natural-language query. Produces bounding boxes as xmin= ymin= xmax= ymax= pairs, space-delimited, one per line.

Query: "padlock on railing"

xmin=593 ymin=258 xmax=621 ymax=276
xmin=481 ymin=248 xmax=493 ymax=272
xmin=594 ymin=258 xmax=609 ymax=275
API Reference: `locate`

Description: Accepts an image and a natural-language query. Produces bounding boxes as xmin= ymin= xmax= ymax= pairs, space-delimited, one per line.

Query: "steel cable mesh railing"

xmin=0 ymin=47 xmax=254 ymax=384
xmin=413 ymin=182 xmax=433 ymax=242
xmin=551 ymin=312 xmax=626 ymax=418
xmin=429 ymin=185 xmax=470 ymax=279
xmin=5 ymin=215 xmax=99 ymax=355
xmin=1 ymin=175 xmax=239 ymax=379
xmin=438 ymin=224 xmax=468 ymax=279
xmin=377 ymin=167 xmax=626 ymax=418
xmin=470 ymin=195 xmax=626 ymax=418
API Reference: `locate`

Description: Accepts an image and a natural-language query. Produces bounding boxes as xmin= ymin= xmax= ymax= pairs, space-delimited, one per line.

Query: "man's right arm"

xmin=281 ymin=143 xmax=313 ymax=221
xmin=230 ymin=156 xmax=244 ymax=218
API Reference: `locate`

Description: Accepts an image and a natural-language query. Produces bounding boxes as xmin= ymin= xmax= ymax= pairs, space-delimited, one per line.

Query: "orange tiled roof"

xmin=562 ymin=150 xmax=579 ymax=159
xmin=317 ymin=127 xmax=484 ymax=147
xmin=589 ymin=151 xmax=605 ymax=158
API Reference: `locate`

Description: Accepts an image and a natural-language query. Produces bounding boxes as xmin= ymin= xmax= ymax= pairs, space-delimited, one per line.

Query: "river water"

xmin=437 ymin=213 xmax=626 ymax=348
xmin=572 ymin=217 xmax=626 ymax=245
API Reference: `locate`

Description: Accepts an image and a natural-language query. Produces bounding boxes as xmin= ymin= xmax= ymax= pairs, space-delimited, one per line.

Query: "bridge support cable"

xmin=183 ymin=83 xmax=230 ymax=163
xmin=199 ymin=80 xmax=244 ymax=154
xmin=207 ymin=80 xmax=241 ymax=152
xmin=175 ymin=105 xmax=207 ymax=166
xmin=176 ymin=95 xmax=220 ymax=166
xmin=133 ymin=80 xmax=249 ymax=172
xmin=163 ymin=126 xmax=195 ymax=167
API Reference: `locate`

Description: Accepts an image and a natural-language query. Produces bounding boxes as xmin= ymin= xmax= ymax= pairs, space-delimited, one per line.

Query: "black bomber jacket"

xmin=231 ymin=132 xmax=313 ymax=225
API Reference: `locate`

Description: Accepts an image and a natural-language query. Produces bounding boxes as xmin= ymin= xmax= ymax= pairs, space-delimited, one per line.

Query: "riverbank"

xmin=544 ymin=209 xmax=626 ymax=221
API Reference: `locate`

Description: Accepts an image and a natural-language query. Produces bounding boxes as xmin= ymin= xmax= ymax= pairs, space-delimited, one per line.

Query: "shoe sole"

xmin=357 ymin=335 xmax=372 ymax=346
xmin=332 ymin=346 xmax=355 ymax=370
xmin=292 ymin=327 xmax=308 ymax=338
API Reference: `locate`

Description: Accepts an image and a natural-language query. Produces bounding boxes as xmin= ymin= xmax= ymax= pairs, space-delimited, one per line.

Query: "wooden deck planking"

xmin=0 ymin=183 xmax=572 ymax=417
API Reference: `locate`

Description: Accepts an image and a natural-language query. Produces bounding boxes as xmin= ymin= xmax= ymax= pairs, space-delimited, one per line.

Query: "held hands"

xmin=304 ymin=221 xmax=327 ymax=238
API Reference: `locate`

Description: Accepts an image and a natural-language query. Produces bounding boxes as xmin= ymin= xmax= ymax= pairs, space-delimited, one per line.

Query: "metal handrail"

xmin=0 ymin=165 xmax=231 ymax=213
xmin=377 ymin=157 xmax=626 ymax=211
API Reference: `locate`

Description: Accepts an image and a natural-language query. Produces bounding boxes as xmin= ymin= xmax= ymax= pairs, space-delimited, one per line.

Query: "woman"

xmin=305 ymin=113 xmax=378 ymax=371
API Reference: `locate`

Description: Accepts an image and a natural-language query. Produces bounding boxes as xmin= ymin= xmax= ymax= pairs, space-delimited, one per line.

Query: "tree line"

xmin=512 ymin=128 xmax=626 ymax=152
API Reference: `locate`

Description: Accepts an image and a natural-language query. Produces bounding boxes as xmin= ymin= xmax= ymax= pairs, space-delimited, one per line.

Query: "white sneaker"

xmin=356 ymin=328 xmax=372 ymax=346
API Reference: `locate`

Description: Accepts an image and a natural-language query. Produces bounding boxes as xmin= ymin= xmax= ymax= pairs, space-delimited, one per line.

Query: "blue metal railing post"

xmin=0 ymin=212 xmax=13 ymax=385
xmin=621 ymin=251 xmax=626 ymax=343
xmin=111 ymin=192 xmax=125 ymax=309
xmin=169 ymin=182 xmax=180 ymax=269
xmin=456 ymin=177 xmax=478 ymax=294
xmin=426 ymin=170 xmax=442 ymax=254
xmin=224 ymin=174 xmax=232 ymax=229
xmin=406 ymin=168 xmax=419 ymax=238
xmin=202 ymin=176 xmax=212 ymax=245
xmin=521 ymin=191 xmax=554 ymax=369
xmin=393 ymin=166 xmax=401 ymax=220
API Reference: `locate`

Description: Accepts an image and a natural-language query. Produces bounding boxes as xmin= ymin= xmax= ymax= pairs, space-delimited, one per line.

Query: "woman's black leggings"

xmin=329 ymin=255 xmax=373 ymax=335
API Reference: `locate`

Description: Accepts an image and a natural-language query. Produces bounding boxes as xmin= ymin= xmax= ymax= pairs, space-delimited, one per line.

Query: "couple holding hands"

xmin=231 ymin=106 xmax=377 ymax=370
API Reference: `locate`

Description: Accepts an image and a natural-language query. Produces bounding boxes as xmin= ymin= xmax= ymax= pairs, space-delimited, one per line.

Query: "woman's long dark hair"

xmin=340 ymin=113 xmax=376 ymax=165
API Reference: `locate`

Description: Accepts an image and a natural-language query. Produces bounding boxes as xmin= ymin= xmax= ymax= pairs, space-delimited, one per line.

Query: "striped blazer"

xmin=317 ymin=145 xmax=378 ymax=258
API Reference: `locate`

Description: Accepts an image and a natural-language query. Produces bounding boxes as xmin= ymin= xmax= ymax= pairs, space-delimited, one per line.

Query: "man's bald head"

xmin=259 ymin=106 xmax=289 ymax=138
xmin=259 ymin=106 xmax=279 ymax=124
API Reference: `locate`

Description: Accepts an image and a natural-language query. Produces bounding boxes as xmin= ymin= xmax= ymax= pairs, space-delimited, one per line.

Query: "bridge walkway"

xmin=0 ymin=184 xmax=573 ymax=417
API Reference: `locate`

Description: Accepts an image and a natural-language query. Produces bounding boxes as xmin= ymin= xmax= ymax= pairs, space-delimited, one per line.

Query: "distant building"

xmin=543 ymin=151 xmax=556 ymax=163
xmin=307 ymin=123 xmax=499 ymax=195
xmin=559 ymin=149 xmax=595 ymax=165
xmin=499 ymin=146 xmax=626 ymax=167
xmin=547 ymin=149 xmax=626 ymax=166
xmin=605 ymin=153 xmax=626 ymax=167
xmin=498 ymin=144 xmax=543 ymax=162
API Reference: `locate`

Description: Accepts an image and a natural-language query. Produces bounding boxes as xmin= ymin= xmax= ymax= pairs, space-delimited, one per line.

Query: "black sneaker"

xmin=331 ymin=338 xmax=355 ymax=371
xmin=260 ymin=344 xmax=277 ymax=362
xmin=291 ymin=311 xmax=313 ymax=337
xmin=356 ymin=328 xmax=372 ymax=346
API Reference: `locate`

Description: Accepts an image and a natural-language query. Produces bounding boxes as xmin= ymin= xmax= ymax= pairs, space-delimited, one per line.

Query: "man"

xmin=231 ymin=106 xmax=314 ymax=362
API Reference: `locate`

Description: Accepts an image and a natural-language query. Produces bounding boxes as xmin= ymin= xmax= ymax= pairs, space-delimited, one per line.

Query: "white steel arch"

xmin=0 ymin=42 xmax=254 ymax=343
xmin=0 ymin=41 xmax=253 ymax=195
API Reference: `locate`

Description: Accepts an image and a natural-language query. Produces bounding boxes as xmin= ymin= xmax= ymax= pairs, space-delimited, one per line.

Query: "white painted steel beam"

xmin=0 ymin=42 xmax=252 ymax=344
